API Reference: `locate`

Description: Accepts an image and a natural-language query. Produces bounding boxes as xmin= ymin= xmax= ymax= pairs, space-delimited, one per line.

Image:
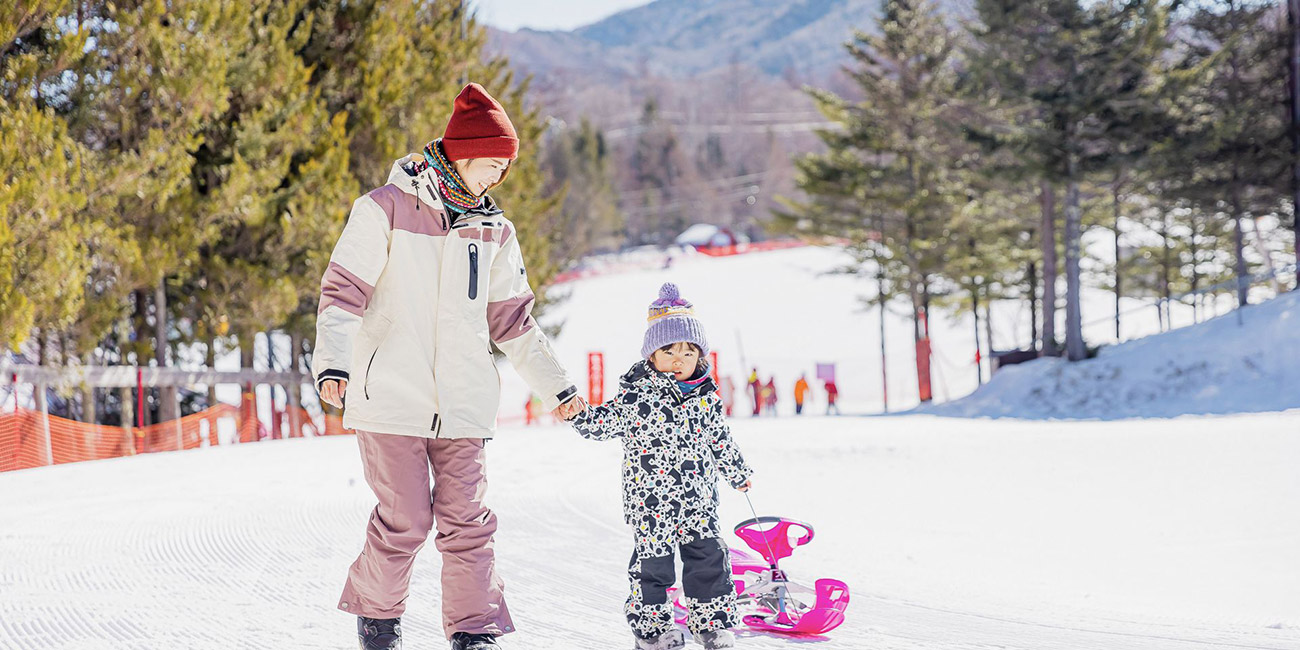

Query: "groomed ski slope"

xmin=1 ymin=412 xmax=1297 ymax=649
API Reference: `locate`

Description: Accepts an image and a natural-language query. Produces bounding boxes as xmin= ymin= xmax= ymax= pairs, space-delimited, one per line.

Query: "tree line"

xmin=1 ymin=0 xmax=572 ymax=425
xmin=778 ymin=0 xmax=1298 ymax=375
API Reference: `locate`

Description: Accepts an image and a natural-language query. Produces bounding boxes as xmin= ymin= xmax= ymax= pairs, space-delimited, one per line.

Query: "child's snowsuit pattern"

xmin=572 ymin=361 xmax=753 ymax=639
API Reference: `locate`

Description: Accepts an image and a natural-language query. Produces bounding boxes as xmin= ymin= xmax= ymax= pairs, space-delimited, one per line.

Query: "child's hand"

xmin=736 ymin=480 xmax=752 ymax=492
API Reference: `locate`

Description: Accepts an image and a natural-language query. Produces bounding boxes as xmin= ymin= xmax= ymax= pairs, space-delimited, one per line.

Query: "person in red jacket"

xmin=824 ymin=379 xmax=840 ymax=415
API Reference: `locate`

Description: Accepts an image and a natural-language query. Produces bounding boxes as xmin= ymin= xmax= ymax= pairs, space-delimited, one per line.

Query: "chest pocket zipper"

xmin=468 ymin=243 xmax=479 ymax=300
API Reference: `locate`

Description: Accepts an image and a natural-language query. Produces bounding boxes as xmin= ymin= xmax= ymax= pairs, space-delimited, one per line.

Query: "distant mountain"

xmin=486 ymin=0 xmax=886 ymax=83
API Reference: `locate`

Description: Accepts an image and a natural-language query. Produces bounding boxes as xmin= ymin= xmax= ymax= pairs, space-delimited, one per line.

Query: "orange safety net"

xmin=0 ymin=403 xmax=350 ymax=473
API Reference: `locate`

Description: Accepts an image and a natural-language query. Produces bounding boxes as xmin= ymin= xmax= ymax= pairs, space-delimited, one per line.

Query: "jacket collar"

xmin=387 ymin=154 xmax=504 ymax=219
xmin=622 ymin=360 xmax=717 ymax=398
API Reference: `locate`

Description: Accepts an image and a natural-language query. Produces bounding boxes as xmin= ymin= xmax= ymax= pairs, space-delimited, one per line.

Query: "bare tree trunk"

xmin=120 ymin=386 xmax=134 ymax=455
xmin=206 ymin=339 xmax=218 ymax=409
xmin=1064 ymin=176 xmax=1085 ymax=361
xmin=268 ymin=330 xmax=283 ymax=440
xmin=1289 ymin=0 xmax=1300 ymax=268
xmin=1027 ymin=259 xmax=1039 ymax=349
xmin=1229 ymin=5 xmax=1250 ymax=309
xmin=82 ymin=350 xmax=97 ymax=425
xmin=155 ymin=282 xmax=178 ymax=422
xmin=1040 ymin=181 xmax=1059 ymax=356
xmin=1113 ymin=181 xmax=1123 ymax=340
xmin=984 ymin=302 xmax=995 ymax=360
xmin=34 ymin=329 xmax=47 ymax=416
xmin=1232 ymin=184 xmax=1249 ymax=308
xmin=289 ymin=332 xmax=303 ymax=437
xmin=240 ymin=335 xmax=259 ymax=443
xmin=972 ymin=283 xmax=982 ymax=386
xmin=1189 ymin=212 xmax=1202 ymax=322
xmin=1161 ymin=210 xmax=1173 ymax=330
xmin=133 ymin=290 xmax=152 ymax=427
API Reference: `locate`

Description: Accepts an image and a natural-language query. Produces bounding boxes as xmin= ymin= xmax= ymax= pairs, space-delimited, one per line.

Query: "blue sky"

xmin=472 ymin=0 xmax=654 ymax=32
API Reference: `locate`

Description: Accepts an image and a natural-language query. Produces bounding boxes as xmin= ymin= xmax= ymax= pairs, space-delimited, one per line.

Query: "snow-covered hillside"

xmin=927 ymin=287 xmax=1300 ymax=418
xmin=1 ymin=414 xmax=1296 ymax=649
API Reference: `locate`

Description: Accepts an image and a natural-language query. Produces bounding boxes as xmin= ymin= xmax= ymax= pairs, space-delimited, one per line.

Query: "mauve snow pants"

xmin=338 ymin=430 xmax=514 ymax=639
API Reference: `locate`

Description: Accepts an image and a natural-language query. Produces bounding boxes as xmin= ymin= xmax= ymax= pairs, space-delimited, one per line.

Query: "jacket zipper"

xmin=468 ymin=243 xmax=479 ymax=300
xmin=425 ymin=182 xmax=448 ymax=230
xmin=363 ymin=348 xmax=378 ymax=400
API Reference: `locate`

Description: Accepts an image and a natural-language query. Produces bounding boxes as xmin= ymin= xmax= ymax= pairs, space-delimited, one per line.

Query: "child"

xmin=569 ymin=283 xmax=753 ymax=650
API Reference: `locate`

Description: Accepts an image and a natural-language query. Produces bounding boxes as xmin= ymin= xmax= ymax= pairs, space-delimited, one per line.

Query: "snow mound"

xmin=925 ymin=290 xmax=1300 ymax=419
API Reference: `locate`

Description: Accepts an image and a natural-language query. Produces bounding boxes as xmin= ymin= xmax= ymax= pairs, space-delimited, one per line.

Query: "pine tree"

xmin=1161 ymin=0 xmax=1291 ymax=307
xmin=0 ymin=3 xmax=94 ymax=351
xmin=969 ymin=0 xmax=1169 ymax=361
xmin=777 ymin=0 xmax=965 ymax=400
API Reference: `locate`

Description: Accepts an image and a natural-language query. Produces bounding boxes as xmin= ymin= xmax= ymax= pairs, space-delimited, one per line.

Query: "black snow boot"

xmin=357 ymin=616 xmax=402 ymax=650
xmin=450 ymin=632 xmax=499 ymax=650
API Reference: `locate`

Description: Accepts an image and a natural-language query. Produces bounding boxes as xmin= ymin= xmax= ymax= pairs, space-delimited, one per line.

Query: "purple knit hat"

xmin=641 ymin=282 xmax=709 ymax=359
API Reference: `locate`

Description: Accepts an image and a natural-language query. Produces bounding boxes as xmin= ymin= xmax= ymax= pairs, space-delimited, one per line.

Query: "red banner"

xmin=708 ymin=351 xmax=720 ymax=385
xmin=916 ymin=339 xmax=933 ymax=403
xmin=587 ymin=352 xmax=605 ymax=405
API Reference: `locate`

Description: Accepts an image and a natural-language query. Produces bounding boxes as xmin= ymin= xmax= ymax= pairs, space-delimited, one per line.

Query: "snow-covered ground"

xmin=1 ymin=413 xmax=1297 ymax=649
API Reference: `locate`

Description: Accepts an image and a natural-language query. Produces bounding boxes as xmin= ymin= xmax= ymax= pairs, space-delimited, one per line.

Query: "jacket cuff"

xmin=556 ymin=385 xmax=578 ymax=405
xmin=315 ymin=369 xmax=350 ymax=393
xmin=728 ymin=468 xmax=753 ymax=489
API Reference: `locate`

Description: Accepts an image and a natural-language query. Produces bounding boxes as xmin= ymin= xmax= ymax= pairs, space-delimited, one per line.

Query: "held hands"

xmin=553 ymin=396 xmax=589 ymax=421
xmin=320 ymin=379 xmax=347 ymax=409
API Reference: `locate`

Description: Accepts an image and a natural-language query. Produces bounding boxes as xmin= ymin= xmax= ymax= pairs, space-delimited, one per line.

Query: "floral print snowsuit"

xmin=571 ymin=360 xmax=753 ymax=639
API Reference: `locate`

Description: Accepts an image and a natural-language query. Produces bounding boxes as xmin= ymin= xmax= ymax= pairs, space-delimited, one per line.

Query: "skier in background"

xmin=824 ymin=379 xmax=840 ymax=415
xmin=719 ymin=374 xmax=736 ymax=417
xmin=748 ymin=368 xmax=761 ymax=416
xmin=794 ymin=374 xmax=810 ymax=415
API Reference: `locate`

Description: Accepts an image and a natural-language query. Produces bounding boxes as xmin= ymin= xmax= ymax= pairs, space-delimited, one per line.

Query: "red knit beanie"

xmin=441 ymin=83 xmax=519 ymax=161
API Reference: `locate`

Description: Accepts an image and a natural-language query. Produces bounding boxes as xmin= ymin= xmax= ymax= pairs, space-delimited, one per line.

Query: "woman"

xmin=313 ymin=83 xmax=586 ymax=650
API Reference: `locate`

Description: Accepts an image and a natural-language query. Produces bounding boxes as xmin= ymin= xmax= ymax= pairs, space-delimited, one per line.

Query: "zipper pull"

xmin=411 ymin=179 xmax=421 ymax=210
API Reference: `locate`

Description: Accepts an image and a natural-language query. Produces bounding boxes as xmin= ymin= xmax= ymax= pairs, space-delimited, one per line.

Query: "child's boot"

xmin=633 ymin=629 xmax=685 ymax=650
xmin=695 ymin=629 xmax=735 ymax=649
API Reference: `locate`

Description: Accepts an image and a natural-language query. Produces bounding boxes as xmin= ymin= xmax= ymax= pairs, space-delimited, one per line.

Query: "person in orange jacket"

xmin=793 ymin=374 xmax=810 ymax=415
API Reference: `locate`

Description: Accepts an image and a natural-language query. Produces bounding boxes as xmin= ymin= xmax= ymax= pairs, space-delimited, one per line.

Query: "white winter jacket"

xmin=311 ymin=155 xmax=576 ymax=439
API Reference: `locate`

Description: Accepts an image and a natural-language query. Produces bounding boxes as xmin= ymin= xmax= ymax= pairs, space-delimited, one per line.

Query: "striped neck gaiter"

xmin=423 ymin=139 xmax=483 ymax=213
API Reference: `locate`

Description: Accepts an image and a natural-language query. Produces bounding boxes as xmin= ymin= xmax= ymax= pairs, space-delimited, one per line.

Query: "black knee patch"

xmin=680 ymin=538 xmax=733 ymax=599
xmin=631 ymin=553 xmax=676 ymax=605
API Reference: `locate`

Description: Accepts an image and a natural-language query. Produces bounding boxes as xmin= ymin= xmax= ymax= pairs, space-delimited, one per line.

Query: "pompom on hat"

xmin=641 ymin=282 xmax=710 ymax=359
